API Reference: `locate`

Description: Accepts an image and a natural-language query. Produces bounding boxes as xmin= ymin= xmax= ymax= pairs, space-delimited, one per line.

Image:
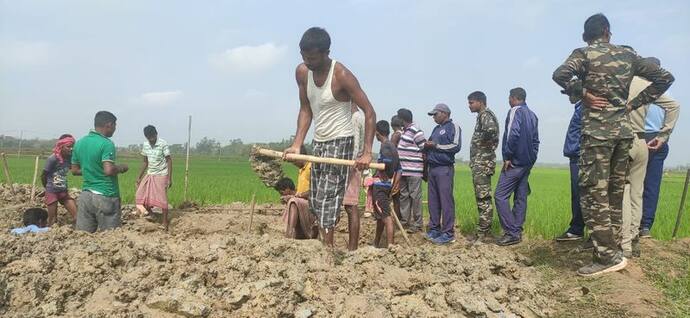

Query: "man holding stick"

xmin=284 ymin=27 xmax=376 ymax=250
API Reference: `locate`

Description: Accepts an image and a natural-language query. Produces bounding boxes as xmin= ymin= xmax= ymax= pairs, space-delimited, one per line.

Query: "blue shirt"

xmin=644 ymin=104 xmax=665 ymax=133
xmin=563 ymin=102 xmax=583 ymax=158
xmin=426 ymin=119 xmax=461 ymax=167
xmin=502 ymin=104 xmax=539 ymax=167
xmin=11 ymin=225 xmax=50 ymax=235
xmin=374 ymin=140 xmax=401 ymax=188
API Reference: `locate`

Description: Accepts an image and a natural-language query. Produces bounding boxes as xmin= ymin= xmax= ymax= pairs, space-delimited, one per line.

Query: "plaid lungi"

xmin=310 ymin=136 xmax=354 ymax=229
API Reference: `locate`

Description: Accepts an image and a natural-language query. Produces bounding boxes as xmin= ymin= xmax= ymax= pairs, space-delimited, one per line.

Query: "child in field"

xmin=11 ymin=208 xmax=50 ymax=235
xmin=274 ymin=145 xmax=317 ymax=239
xmin=372 ymin=120 xmax=401 ymax=248
xmin=135 ymin=125 xmax=172 ymax=230
xmin=41 ymin=134 xmax=77 ymax=226
xmin=390 ymin=116 xmax=404 ymax=221
xmin=274 ymin=176 xmax=318 ymax=240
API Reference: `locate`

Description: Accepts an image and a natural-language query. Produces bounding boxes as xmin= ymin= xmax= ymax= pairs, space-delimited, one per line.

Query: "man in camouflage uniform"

xmin=552 ymin=13 xmax=674 ymax=277
xmin=467 ymin=91 xmax=499 ymax=242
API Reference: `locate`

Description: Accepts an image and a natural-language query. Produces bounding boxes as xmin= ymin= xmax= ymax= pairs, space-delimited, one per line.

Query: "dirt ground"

xmin=0 ymin=184 xmax=687 ymax=317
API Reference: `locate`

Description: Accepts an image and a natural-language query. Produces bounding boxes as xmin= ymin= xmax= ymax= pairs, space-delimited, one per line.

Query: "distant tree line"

xmin=0 ymin=134 xmax=306 ymax=158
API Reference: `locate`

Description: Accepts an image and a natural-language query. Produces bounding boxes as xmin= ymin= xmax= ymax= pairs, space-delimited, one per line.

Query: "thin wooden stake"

xmin=1 ymin=153 xmax=12 ymax=186
xmin=247 ymin=193 xmax=257 ymax=233
xmin=30 ymin=156 xmax=39 ymax=200
xmin=672 ymin=169 xmax=690 ymax=239
xmin=183 ymin=115 xmax=192 ymax=201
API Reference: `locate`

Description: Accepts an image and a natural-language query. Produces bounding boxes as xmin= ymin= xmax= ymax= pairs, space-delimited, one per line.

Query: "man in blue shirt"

xmin=556 ymin=101 xmax=586 ymax=241
xmin=423 ymin=103 xmax=461 ymax=245
xmin=11 ymin=208 xmax=50 ymax=235
xmin=641 ymin=103 xmax=678 ymax=237
xmin=495 ymin=88 xmax=539 ymax=246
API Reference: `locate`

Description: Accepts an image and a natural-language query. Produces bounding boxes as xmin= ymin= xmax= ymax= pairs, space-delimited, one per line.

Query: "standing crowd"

xmin=279 ymin=13 xmax=679 ymax=278
xmin=12 ymin=111 xmax=174 ymax=234
xmin=11 ymin=13 xmax=680 ymax=278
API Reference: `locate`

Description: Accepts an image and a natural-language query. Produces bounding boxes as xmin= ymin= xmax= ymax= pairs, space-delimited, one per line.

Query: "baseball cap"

xmin=428 ymin=103 xmax=451 ymax=116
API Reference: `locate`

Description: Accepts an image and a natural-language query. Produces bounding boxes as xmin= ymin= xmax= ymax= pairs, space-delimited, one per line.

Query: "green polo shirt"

xmin=72 ymin=130 xmax=119 ymax=197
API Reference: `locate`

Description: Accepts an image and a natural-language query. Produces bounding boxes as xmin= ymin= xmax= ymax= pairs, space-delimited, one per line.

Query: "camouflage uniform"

xmin=553 ymin=39 xmax=674 ymax=265
xmin=469 ymin=107 xmax=499 ymax=233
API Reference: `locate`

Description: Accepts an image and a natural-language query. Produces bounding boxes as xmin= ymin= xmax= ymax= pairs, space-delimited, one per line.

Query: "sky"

xmin=1 ymin=0 xmax=688 ymax=166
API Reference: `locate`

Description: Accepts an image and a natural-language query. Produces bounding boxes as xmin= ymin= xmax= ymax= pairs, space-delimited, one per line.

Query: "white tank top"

xmin=307 ymin=59 xmax=354 ymax=142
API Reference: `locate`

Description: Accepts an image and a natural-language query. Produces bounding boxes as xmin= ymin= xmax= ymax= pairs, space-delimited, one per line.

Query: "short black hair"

xmin=94 ymin=111 xmax=117 ymax=128
xmin=274 ymin=177 xmax=295 ymax=192
xmin=58 ymin=134 xmax=73 ymax=140
xmin=390 ymin=115 xmax=404 ymax=129
xmin=509 ymin=87 xmax=527 ymax=102
xmin=396 ymin=108 xmax=413 ymax=124
xmin=23 ymin=208 xmax=48 ymax=226
xmin=376 ymin=120 xmax=390 ymax=137
xmin=144 ymin=125 xmax=157 ymax=138
xmin=467 ymin=91 xmax=487 ymax=104
xmin=583 ymin=13 xmax=610 ymax=42
xmin=299 ymin=27 xmax=331 ymax=52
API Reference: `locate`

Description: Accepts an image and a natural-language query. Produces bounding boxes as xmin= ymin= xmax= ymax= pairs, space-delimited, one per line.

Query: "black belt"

xmin=635 ymin=132 xmax=646 ymax=139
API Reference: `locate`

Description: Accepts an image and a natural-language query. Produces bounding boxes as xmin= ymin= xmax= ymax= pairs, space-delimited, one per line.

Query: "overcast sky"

xmin=1 ymin=0 xmax=688 ymax=166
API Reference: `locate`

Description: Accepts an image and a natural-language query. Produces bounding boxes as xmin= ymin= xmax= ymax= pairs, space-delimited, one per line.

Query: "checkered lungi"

xmin=310 ymin=136 xmax=354 ymax=229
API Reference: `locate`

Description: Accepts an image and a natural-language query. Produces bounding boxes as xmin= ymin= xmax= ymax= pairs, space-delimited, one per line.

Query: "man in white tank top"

xmin=284 ymin=27 xmax=377 ymax=250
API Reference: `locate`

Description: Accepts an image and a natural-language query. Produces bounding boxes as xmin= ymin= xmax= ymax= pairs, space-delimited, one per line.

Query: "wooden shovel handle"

xmin=255 ymin=148 xmax=385 ymax=170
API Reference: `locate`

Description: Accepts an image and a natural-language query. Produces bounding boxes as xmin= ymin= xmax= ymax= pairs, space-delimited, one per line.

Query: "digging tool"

xmin=247 ymin=192 xmax=256 ymax=233
xmin=30 ymin=156 xmax=39 ymax=200
xmin=253 ymin=147 xmax=385 ymax=170
xmin=1 ymin=153 xmax=12 ymax=186
xmin=390 ymin=202 xmax=412 ymax=246
xmin=672 ymin=168 xmax=690 ymax=239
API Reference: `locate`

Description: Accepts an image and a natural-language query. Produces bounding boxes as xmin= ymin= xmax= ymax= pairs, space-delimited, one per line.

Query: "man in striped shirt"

xmin=396 ymin=108 xmax=427 ymax=233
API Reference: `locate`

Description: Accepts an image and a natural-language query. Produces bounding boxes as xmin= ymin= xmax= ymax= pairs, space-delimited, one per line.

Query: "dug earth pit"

xmin=0 ymin=204 xmax=557 ymax=317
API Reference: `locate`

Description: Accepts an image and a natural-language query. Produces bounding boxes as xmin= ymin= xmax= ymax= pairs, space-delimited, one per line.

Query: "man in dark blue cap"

xmin=424 ymin=103 xmax=461 ymax=245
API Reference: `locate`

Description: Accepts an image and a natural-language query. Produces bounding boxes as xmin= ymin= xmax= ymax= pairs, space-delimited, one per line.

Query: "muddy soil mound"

xmin=0 ymin=208 xmax=556 ymax=317
xmin=0 ymin=183 xmax=45 ymax=205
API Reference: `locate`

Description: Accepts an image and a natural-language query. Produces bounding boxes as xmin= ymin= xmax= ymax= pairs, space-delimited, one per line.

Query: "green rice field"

xmin=2 ymin=154 xmax=688 ymax=240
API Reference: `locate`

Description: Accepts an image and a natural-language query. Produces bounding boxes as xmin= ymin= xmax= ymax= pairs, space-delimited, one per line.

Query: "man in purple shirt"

xmin=495 ymin=88 xmax=539 ymax=246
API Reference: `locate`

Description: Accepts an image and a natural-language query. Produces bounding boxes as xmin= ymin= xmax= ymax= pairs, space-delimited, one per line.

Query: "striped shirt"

xmin=397 ymin=123 xmax=426 ymax=177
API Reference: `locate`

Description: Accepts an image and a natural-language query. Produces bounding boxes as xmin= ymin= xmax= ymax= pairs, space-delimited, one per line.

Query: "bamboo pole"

xmin=254 ymin=148 xmax=385 ymax=170
xmin=183 ymin=115 xmax=191 ymax=201
xmin=1 ymin=153 xmax=12 ymax=185
xmin=247 ymin=193 xmax=256 ymax=233
xmin=672 ymin=169 xmax=690 ymax=239
xmin=30 ymin=156 xmax=39 ymax=200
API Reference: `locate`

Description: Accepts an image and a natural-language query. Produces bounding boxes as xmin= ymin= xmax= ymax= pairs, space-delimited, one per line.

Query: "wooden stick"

xmin=30 ymin=155 xmax=39 ymax=200
xmin=672 ymin=169 xmax=690 ymax=239
xmin=254 ymin=148 xmax=385 ymax=170
xmin=247 ymin=192 xmax=256 ymax=233
xmin=390 ymin=202 xmax=412 ymax=246
xmin=1 ymin=153 xmax=12 ymax=185
xmin=204 ymin=206 xmax=284 ymax=212
xmin=183 ymin=115 xmax=192 ymax=201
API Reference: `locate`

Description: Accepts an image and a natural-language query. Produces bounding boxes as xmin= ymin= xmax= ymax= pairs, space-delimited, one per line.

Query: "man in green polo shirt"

xmin=71 ymin=111 xmax=129 ymax=232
